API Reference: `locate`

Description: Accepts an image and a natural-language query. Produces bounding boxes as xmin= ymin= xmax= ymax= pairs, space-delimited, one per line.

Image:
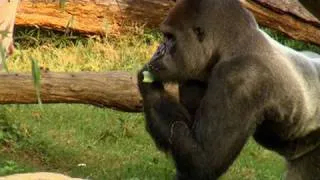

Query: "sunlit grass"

xmin=8 ymin=27 xmax=161 ymax=73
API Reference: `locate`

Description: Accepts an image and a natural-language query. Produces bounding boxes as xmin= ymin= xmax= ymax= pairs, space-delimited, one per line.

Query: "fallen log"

xmin=15 ymin=0 xmax=174 ymax=36
xmin=242 ymin=0 xmax=320 ymax=46
xmin=15 ymin=0 xmax=320 ymax=45
xmin=0 ymin=71 xmax=143 ymax=112
xmin=0 ymin=71 xmax=178 ymax=112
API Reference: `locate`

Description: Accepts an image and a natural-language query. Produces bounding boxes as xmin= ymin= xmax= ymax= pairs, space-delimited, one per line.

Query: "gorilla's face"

xmin=145 ymin=0 xmax=216 ymax=82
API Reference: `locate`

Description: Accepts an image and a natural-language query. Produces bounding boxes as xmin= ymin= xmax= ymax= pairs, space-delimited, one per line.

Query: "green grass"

xmin=0 ymin=104 xmax=285 ymax=180
xmin=0 ymin=105 xmax=175 ymax=179
xmin=1 ymin=27 xmax=320 ymax=179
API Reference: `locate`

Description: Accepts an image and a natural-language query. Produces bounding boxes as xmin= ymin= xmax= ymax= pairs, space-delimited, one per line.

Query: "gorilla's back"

xmin=253 ymin=30 xmax=320 ymax=159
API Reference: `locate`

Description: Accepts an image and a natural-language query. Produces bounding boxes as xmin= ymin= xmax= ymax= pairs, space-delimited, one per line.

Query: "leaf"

xmin=0 ymin=46 xmax=9 ymax=73
xmin=0 ymin=131 xmax=4 ymax=141
xmin=0 ymin=24 xmax=9 ymax=72
xmin=30 ymin=57 xmax=42 ymax=108
xmin=59 ymin=0 xmax=66 ymax=9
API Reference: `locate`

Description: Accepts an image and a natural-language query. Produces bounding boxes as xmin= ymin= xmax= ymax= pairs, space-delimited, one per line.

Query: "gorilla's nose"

xmin=151 ymin=43 xmax=166 ymax=61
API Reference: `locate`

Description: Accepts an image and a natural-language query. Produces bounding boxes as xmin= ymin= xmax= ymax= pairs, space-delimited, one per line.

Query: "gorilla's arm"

xmin=138 ymin=60 xmax=267 ymax=179
xmin=137 ymin=71 xmax=194 ymax=151
xmin=138 ymin=71 xmax=209 ymax=178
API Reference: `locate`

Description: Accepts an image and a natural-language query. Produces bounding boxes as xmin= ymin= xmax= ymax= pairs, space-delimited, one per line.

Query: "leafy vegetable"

xmin=142 ymin=71 xmax=154 ymax=83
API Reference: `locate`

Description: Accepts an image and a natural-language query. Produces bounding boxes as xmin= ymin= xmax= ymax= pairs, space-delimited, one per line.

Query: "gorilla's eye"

xmin=193 ymin=27 xmax=205 ymax=42
xmin=162 ymin=32 xmax=176 ymax=56
xmin=161 ymin=32 xmax=176 ymax=56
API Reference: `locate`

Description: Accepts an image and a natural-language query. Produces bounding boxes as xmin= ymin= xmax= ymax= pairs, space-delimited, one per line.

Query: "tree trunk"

xmin=16 ymin=0 xmax=320 ymax=45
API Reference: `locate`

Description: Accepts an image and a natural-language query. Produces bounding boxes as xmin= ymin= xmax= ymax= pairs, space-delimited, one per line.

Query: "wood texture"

xmin=243 ymin=0 xmax=320 ymax=45
xmin=254 ymin=0 xmax=319 ymax=24
xmin=0 ymin=71 xmax=178 ymax=112
xmin=0 ymin=71 xmax=143 ymax=112
xmin=15 ymin=0 xmax=320 ymax=45
xmin=15 ymin=0 xmax=174 ymax=35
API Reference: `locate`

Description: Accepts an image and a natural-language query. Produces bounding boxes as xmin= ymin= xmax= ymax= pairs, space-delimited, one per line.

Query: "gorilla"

xmin=137 ymin=0 xmax=320 ymax=179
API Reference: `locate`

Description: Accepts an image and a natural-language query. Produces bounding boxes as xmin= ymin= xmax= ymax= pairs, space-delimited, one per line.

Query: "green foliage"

xmin=0 ymin=26 xmax=9 ymax=72
xmin=0 ymin=160 xmax=26 ymax=175
xmin=14 ymin=27 xmax=89 ymax=48
xmin=30 ymin=57 xmax=42 ymax=107
xmin=0 ymin=46 xmax=8 ymax=72
xmin=8 ymin=27 xmax=160 ymax=73
xmin=1 ymin=104 xmax=175 ymax=179
xmin=0 ymin=107 xmax=29 ymax=146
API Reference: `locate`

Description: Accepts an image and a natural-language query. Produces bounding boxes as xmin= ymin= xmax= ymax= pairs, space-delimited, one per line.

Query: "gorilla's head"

xmin=144 ymin=0 xmax=257 ymax=82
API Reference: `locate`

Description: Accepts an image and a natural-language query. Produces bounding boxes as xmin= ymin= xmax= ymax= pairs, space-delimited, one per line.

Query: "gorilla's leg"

xmin=286 ymin=147 xmax=320 ymax=180
xmin=138 ymin=61 xmax=266 ymax=179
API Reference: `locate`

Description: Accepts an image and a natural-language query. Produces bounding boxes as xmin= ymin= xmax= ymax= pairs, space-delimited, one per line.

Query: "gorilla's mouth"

xmin=147 ymin=33 xmax=176 ymax=72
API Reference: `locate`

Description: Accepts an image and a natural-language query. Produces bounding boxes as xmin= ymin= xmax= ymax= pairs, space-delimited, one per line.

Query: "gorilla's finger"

xmin=137 ymin=69 xmax=164 ymax=97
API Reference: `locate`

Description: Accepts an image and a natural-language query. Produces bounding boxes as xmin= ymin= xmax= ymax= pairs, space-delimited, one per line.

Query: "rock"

xmin=0 ymin=172 xmax=85 ymax=180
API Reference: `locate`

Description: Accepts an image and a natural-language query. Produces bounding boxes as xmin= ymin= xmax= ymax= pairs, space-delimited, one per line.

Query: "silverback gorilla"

xmin=137 ymin=0 xmax=320 ymax=179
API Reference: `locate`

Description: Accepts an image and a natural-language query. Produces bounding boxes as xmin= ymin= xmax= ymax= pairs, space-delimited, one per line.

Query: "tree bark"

xmin=0 ymin=71 xmax=178 ymax=112
xmin=15 ymin=0 xmax=174 ymax=36
xmin=0 ymin=71 xmax=143 ymax=112
xmin=15 ymin=0 xmax=320 ymax=45
xmin=242 ymin=0 xmax=320 ymax=46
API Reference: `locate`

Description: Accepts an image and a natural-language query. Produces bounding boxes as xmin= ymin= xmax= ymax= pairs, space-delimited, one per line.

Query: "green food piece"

xmin=142 ymin=71 xmax=155 ymax=83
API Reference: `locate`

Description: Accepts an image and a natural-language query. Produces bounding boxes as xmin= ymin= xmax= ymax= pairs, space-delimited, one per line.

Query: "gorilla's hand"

xmin=137 ymin=69 xmax=164 ymax=102
xmin=137 ymin=68 xmax=193 ymax=152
